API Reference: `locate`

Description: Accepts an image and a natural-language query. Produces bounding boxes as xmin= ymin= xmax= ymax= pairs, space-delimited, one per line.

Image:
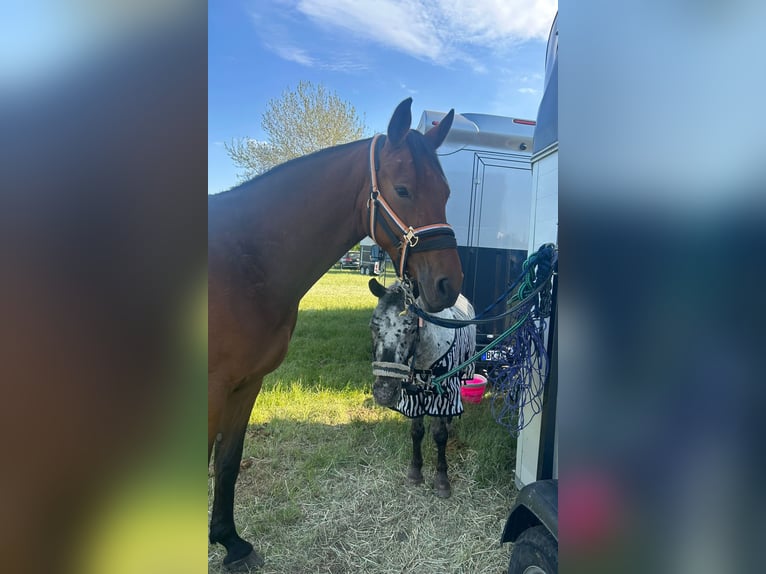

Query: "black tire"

xmin=508 ymin=525 xmax=557 ymax=574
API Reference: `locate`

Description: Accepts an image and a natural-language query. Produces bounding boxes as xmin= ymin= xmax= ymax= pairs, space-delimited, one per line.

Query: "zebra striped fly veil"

xmin=393 ymin=306 xmax=476 ymax=419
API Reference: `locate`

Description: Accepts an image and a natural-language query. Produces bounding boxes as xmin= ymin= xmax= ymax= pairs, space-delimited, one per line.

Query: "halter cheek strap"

xmin=367 ymin=134 xmax=458 ymax=279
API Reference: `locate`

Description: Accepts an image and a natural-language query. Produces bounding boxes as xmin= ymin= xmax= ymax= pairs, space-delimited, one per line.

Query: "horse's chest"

xmin=210 ymin=282 xmax=298 ymax=381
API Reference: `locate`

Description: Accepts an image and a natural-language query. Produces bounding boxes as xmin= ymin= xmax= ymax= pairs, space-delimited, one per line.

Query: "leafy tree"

xmin=226 ymin=80 xmax=367 ymax=180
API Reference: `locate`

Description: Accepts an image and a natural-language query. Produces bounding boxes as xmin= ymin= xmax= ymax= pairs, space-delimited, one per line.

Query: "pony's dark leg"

xmin=210 ymin=388 xmax=264 ymax=570
xmin=432 ymin=416 xmax=452 ymax=498
xmin=407 ymin=416 xmax=425 ymax=484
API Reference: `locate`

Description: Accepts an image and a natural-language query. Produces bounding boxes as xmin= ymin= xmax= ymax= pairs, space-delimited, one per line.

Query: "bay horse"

xmin=209 ymin=98 xmax=462 ymax=569
xmin=368 ymin=278 xmax=476 ymax=498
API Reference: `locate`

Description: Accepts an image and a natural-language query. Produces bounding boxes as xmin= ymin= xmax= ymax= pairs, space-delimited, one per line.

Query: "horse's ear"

xmin=369 ymin=278 xmax=387 ymax=298
xmin=387 ymin=98 xmax=413 ymax=146
xmin=424 ymin=109 xmax=454 ymax=150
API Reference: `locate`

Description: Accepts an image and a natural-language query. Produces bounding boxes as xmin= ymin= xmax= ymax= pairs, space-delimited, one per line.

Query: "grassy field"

xmin=208 ymin=268 xmax=519 ymax=573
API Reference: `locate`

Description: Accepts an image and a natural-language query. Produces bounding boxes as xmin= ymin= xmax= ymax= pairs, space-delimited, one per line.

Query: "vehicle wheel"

xmin=507 ymin=525 xmax=557 ymax=574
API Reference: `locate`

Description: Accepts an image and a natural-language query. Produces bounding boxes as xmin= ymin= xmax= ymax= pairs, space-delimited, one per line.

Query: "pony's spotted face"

xmin=368 ymin=282 xmax=418 ymax=407
xmin=372 ymin=99 xmax=463 ymax=313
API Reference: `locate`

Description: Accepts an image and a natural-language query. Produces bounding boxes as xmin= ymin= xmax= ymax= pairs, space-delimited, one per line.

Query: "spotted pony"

xmin=368 ymin=278 xmax=476 ymax=497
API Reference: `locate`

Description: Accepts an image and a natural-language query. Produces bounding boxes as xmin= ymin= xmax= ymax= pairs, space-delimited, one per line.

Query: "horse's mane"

xmin=222 ymin=129 xmax=446 ymax=197
xmin=222 ymin=138 xmax=370 ymax=195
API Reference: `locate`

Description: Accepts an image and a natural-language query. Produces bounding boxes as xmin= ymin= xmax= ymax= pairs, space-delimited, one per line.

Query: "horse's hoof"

xmin=223 ymin=549 xmax=264 ymax=572
xmin=434 ymin=478 xmax=451 ymax=498
xmin=407 ymin=468 xmax=424 ymax=485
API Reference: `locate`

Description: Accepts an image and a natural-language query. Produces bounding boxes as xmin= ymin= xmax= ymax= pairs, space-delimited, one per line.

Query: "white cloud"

xmin=268 ymin=43 xmax=316 ymax=66
xmin=436 ymin=0 xmax=557 ymax=43
xmin=292 ymin=0 xmax=557 ymax=64
xmin=319 ymin=56 xmax=370 ymax=72
xmin=296 ymin=0 xmax=446 ymax=61
xmin=399 ymin=82 xmax=419 ymax=94
xmin=484 ymin=66 xmax=546 ymax=118
xmin=251 ymin=7 xmax=371 ymax=72
xmin=252 ymin=0 xmax=557 ymax=73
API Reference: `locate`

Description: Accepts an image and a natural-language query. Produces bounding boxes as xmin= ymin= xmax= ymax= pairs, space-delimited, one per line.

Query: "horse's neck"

xmin=413 ymin=297 xmax=475 ymax=369
xmin=212 ymin=140 xmax=370 ymax=307
xmin=414 ymin=309 xmax=457 ymax=369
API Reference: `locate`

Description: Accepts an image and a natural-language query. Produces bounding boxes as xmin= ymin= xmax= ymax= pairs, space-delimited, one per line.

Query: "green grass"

xmin=209 ymin=268 xmax=519 ymax=573
xmin=297 ymin=267 xmax=382 ymax=311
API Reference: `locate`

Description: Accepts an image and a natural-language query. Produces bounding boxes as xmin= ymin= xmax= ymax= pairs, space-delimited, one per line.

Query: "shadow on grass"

xmin=209 ymin=300 xmax=521 ymax=573
xmin=208 ymin=409 xmax=518 ymax=574
xmin=239 ymin=398 xmax=517 ymax=503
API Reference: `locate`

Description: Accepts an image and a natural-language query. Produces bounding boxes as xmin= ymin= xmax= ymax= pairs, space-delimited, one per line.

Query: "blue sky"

xmin=209 ymin=0 xmax=558 ymax=194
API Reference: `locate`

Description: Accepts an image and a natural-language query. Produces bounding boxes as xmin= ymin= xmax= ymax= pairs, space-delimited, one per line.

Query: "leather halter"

xmin=367 ymin=134 xmax=457 ymax=279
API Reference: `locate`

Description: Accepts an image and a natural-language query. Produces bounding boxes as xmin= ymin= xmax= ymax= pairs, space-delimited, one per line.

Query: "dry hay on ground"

xmin=209 ymin=445 xmax=517 ymax=573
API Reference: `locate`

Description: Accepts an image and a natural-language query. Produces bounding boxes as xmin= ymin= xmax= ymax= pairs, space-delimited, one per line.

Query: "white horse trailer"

xmin=514 ymin=9 xmax=559 ymax=494
xmin=501 ymin=12 xmax=558 ymax=574
xmin=416 ymin=111 xmax=535 ymax=343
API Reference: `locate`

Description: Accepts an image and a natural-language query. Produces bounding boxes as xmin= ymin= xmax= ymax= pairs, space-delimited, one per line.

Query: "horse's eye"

xmin=395 ymin=186 xmax=410 ymax=198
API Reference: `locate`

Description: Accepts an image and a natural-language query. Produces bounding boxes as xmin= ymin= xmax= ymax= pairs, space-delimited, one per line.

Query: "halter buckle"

xmin=403 ymin=227 xmax=419 ymax=248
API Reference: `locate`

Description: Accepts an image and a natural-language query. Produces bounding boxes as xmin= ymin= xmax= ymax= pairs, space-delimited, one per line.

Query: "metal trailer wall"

xmin=515 ymin=11 xmax=559 ymax=490
xmin=514 ymin=142 xmax=558 ymax=489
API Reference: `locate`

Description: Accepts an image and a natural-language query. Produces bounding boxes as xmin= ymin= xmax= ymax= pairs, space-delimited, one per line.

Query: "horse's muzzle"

xmin=418 ymin=276 xmax=460 ymax=312
xmin=372 ymin=376 xmax=402 ymax=408
xmin=409 ymin=250 xmax=463 ymax=312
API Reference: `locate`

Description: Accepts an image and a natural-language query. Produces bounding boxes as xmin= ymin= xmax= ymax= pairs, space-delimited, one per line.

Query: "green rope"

xmin=431 ymin=310 xmax=530 ymax=387
xmin=426 ymin=245 xmax=555 ymax=393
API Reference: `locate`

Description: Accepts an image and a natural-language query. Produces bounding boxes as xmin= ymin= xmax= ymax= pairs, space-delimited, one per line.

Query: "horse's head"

xmin=368 ymin=98 xmax=463 ymax=313
xmin=368 ymin=278 xmax=418 ymax=408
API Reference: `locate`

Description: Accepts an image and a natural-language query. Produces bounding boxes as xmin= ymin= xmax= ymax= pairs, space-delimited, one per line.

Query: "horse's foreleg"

xmin=432 ymin=416 xmax=451 ymax=498
xmin=407 ymin=416 xmax=425 ymax=485
xmin=209 ymin=386 xmax=264 ymax=570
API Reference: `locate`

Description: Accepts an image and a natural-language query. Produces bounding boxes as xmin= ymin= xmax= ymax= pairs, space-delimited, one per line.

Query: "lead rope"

xmin=420 ymin=244 xmax=557 ymax=386
xmin=401 ymin=282 xmax=445 ymax=395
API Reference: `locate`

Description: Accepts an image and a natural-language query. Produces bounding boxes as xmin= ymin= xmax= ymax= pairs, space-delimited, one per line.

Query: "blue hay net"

xmin=485 ymin=314 xmax=549 ymax=436
xmin=480 ymin=244 xmax=555 ymax=436
xmin=409 ymin=243 xmax=556 ymax=436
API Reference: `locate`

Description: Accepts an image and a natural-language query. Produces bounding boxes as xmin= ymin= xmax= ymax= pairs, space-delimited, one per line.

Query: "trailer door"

xmin=468 ymin=151 xmax=532 ymax=251
xmin=461 ymin=151 xmax=531 ymax=337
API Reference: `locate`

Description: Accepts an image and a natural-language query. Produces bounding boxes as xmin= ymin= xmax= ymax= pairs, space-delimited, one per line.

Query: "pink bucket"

xmin=460 ymin=374 xmax=488 ymax=404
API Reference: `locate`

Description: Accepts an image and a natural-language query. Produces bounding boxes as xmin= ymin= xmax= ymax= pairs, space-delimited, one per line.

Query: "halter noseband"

xmin=367 ymin=134 xmax=457 ymax=279
xmin=371 ymin=312 xmax=447 ymax=397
